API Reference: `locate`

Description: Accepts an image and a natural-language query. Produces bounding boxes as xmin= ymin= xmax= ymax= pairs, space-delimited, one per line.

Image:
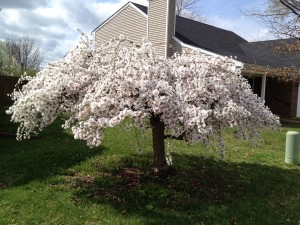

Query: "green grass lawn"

xmin=0 ymin=107 xmax=299 ymax=225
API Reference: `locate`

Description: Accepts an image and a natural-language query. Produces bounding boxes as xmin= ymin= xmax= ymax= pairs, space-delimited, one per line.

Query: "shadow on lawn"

xmin=0 ymin=118 xmax=104 ymax=187
xmin=73 ymin=153 xmax=300 ymax=225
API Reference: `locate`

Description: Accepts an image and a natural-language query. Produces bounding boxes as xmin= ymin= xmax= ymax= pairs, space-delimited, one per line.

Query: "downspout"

xmin=261 ymin=74 xmax=266 ymax=101
xmin=165 ymin=0 xmax=170 ymax=58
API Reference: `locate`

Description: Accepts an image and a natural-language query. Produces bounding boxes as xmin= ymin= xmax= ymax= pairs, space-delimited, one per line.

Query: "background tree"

xmin=245 ymin=0 xmax=299 ymax=39
xmin=0 ymin=41 xmax=20 ymax=76
xmin=6 ymin=34 xmax=279 ymax=177
xmin=176 ymin=0 xmax=212 ymax=23
xmin=0 ymin=42 xmax=9 ymax=75
xmin=5 ymin=37 xmax=43 ymax=75
xmin=244 ymin=0 xmax=300 ymax=81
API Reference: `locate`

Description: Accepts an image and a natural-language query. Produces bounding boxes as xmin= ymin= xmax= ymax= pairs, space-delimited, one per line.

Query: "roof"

xmin=175 ymin=16 xmax=248 ymax=57
xmin=131 ymin=2 xmax=147 ymax=14
xmin=92 ymin=1 xmax=300 ymax=68
xmin=240 ymin=39 xmax=300 ymax=68
xmin=131 ymin=3 xmax=255 ymax=63
xmin=92 ymin=1 xmax=248 ymax=59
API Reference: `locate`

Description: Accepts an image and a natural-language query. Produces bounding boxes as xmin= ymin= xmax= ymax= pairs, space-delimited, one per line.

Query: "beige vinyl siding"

xmin=148 ymin=0 xmax=168 ymax=57
xmin=172 ymin=37 xmax=192 ymax=55
xmin=181 ymin=46 xmax=191 ymax=54
xmin=182 ymin=46 xmax=190 ymax=52
xmin=166 ymin=0 xmax=176 ymax=57
xmin=95 ymin=5 xmax=147 ymax=48
xmin=172 ymin=39 xmax=182 ymax=55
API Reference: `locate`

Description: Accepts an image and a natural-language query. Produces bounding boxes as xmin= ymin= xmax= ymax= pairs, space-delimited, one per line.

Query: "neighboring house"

xmin=92 ymin=0 xmax=300 ymax=118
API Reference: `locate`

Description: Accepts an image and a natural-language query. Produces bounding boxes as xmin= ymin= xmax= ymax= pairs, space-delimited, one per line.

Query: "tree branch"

xmin=279 ymin=0 xmax=300 ymax=17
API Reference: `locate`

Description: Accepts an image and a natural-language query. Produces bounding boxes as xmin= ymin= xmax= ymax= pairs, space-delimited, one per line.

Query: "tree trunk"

xmin=150 ymin=114 xmax=169 ymax=177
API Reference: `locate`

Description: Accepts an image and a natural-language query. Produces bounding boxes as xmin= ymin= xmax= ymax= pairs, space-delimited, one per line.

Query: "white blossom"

xmin=7 ymin=34 xmax=280 ymax=154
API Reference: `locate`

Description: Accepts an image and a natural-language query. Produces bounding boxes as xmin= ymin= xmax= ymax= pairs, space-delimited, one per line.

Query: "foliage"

xmin=0 ymin=41 xmax=19 ymax=76
xmin=0 ymin=37 xmax=43 ymax=77
xmin=0 ymin=42 xmax=8 ymax=74
xmin=245 ymin=63 xmax=300 ymax=82
xmin=7 ymin=33 xmax=279 ymax=163
xmin=5 ymin=36 xmax=43 ymax=73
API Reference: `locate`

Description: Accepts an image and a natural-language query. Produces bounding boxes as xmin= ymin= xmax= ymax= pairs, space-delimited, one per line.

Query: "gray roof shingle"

xmin=131 ymin=2 xmax=147 ymax=14
xmin=240 ymin=39 xmax=300 ymax=68
xmin=175 ymin=16 xmax=248 ymax=56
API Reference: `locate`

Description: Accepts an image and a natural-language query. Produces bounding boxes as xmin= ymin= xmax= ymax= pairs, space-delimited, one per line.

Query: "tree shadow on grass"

xmin=0 ymin=118 xmax=104 ymax=187
xmin=72 ymin=153 xmax=300 ymax=225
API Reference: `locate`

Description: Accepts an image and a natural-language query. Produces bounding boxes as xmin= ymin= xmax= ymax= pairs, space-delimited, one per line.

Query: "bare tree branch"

xmin=5 ymin=37 xmax=43 ymax=73
xmin=243 ymin=0 xmax=300 ymax=40
xmin=176 ymin=0 xmax=213 ymax=24
xmin=279 ymin=0 xmax=300 ymax=16
xmin=243 ymin=0 xmax=300 ymax=81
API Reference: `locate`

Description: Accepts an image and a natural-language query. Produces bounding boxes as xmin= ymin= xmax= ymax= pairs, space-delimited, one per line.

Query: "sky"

xmin=0 ymin=0 xmax=272 ymax=66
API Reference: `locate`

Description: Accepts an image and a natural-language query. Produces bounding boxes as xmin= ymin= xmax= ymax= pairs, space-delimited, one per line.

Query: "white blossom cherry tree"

xmin=7 ymin=34 xmax=280 ymax=176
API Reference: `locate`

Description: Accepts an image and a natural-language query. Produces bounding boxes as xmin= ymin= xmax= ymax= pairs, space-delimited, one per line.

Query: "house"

xmin=92 ymin=0 xmax=300 ymax=118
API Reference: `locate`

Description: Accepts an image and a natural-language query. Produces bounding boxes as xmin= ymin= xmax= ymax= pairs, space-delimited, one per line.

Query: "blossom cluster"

xmin=7 ymin=33 xmax=280 ymax=155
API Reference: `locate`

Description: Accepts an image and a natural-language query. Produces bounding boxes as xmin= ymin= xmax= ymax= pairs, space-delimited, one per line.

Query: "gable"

xmin=94 ymin=1 xmax=297 ymax=68
xmin=92 ymin=2 xmax=248 ymax=59
xmin=94 ymin=3 xmax=147 ymax=47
